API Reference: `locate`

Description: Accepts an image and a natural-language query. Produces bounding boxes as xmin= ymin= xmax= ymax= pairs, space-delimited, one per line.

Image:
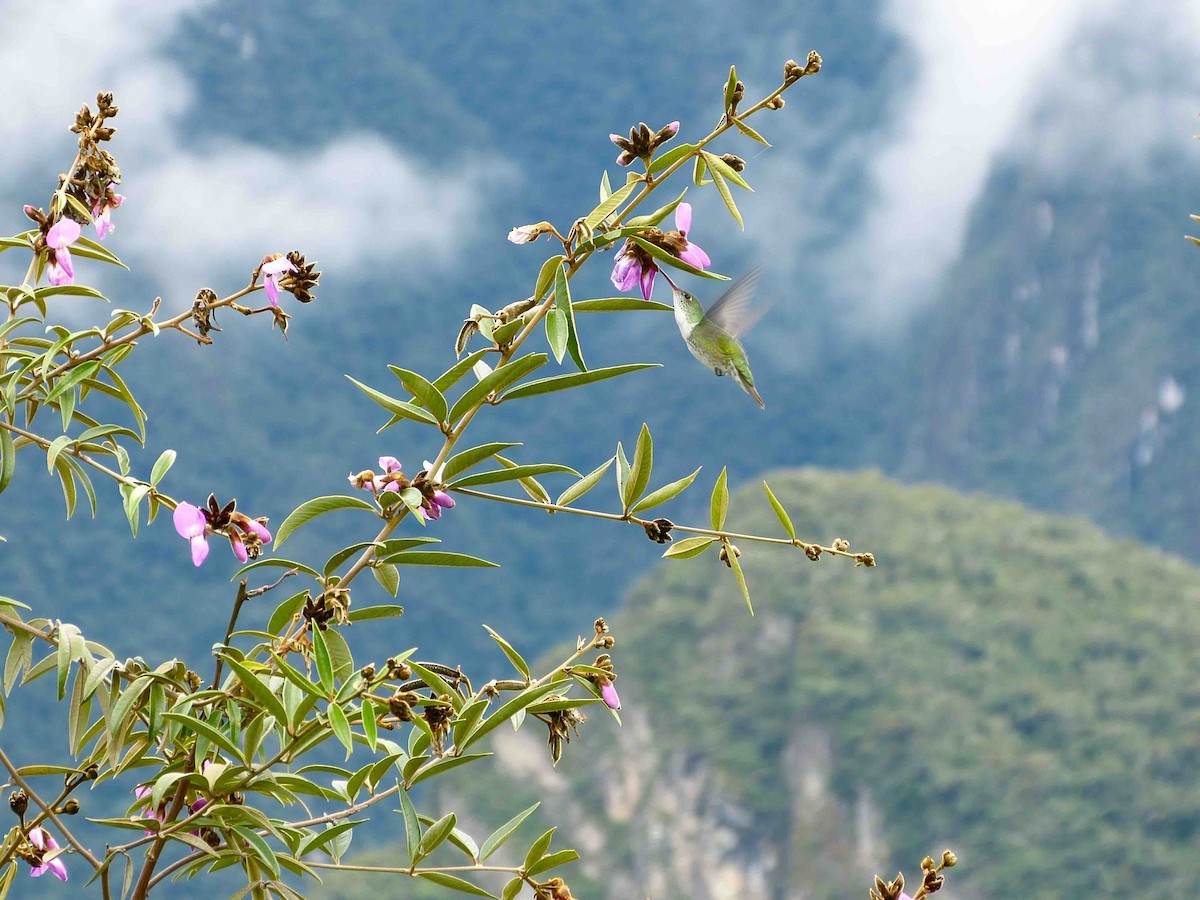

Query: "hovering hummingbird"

xmin=668 ymin=266 xmax=767 ymax=408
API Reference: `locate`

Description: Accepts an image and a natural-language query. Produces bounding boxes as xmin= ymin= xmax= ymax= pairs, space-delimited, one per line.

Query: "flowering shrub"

xmin=0 ymin=60 xmax=953 ymax=899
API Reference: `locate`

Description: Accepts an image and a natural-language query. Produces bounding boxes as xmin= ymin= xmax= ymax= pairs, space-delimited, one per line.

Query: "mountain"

xmin=326 ymin=469 xmax=1200 ymax=899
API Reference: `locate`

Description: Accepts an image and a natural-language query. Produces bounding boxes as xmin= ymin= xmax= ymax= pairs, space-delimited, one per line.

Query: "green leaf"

xmin=599 ymin=169 xmax=612 ymax=202
xmin=763 ymin=481 xmax=796 ymax=541
xmin=274 ymin=495 xmax=378 ymax=548
xmin=385 ymin=551 xmax=499 ymax=568
xmin=625 ymin=188 xmax=689 ymax=229
xmin=347 ymin=604 xmax=404 ymax=622
xmin=406 ymin=752 xmax=491 ymax=788
xmin=731 ymin=115 xmax=771 ymax=146
xmin=553 ymin=265 xmax=585 ymax=372
xmin=434 ymin=349 xmax=490 ymax=392
xmin=388 ymin=366 xmax=449 ymax=424
xmin=46 ymin=434 xmax=72 ymax=473
xmin=233 ymin=825 xmax=280 ymax=880
xmin=523 ymin=827 xmax=556 ymax=873
xmin=502 ymin=877 xmax=523 ymax=900
xmin=417 ymin=873 xmax=497 ymax=898
xmin=723 ymin=64 xmax=739 ymax=110
xmin=149 ymin=449 xmax=176 ymax=485
xmin=544 ymin=306 xmax=568 ymax=363
xmin=727 ymin=543 xmax=754 ymax=615
xmin=327 ymin=702 xmax=353 ymax=757
xmin=526 ymin=848 xmax=581 ymax=877
xmin=71 ymin=235 xmax=127 ymax=269
xmin=556 ymin=456 xmax=614 ymax=507
xmin=480 ymin=802 xmax=541 ymax=862
xmin=662 ymin=536 xmax=716 ymax=560
xmin=299 ymin=820 xmax=364 ymax=859
xmin=323 ymin=541 xmax=381 ymax=578
xmin=161 ymin=713 xmax=246 ymax=764
xmin=448 ymin=353 xmax=548 ymax=424
xmin=572 ymin=297 xmax=674 ymax=313
xmin=415 ymin=813 xmax=457 ymax=863
xmin=224 ymin=658 xmax=289 ymax=727
xmin=483 ymin=625 xmax=530 ymax=680
xmin=346 ymin=376 xmax=439 ymax=425
xmin=372 ymin=562 xmax=400 ymax=597
xmin=584 ymin=180 xmax=637 ymax=230
xmin=449 ymin=463 xmax=578 ymax=489
xmin=711 ymin=467 xmax=729 ymax=530
xmin=399 ymin=790 xmax=420 ymax=862
xmin=501 ymin=364 xmax=658 ymax=402
xmin=442 ymin=442 xmax=522 ymax=481
xmin=312 ymin=627 xmax=335 ymax=696
xmin=631 ymin=466 xmax=702 ymax=514
xmin=628 ymin=236 xmax=728 ymax=281
xmin=647 ymin=142 xmax=697 ymax=175
xmin=405 ymin=661 xmax=463 ymax=710
xmin=461 ymin=682 xmax=559 ymax=750
xmin=693 ymin=154 xmax=710 ymax=186
xmin=0 ymin=428 xmax=13 ymax=495
xmin=701 ymin=150 xmax=754 ymax=191
xmin=702 ymin=155 xmax=744 ymax=228
xmin=530 ymin=255 xmax=565 ymax=308
xmin=360 ymin=698 xmax=378 ymax=751
xmin=615 ymin=442 xmax=630 ymax=503
xmin=622 ymin=423 xmax=653 ymax=511
xmin=33 ymin=283 xmax=108 ymax=302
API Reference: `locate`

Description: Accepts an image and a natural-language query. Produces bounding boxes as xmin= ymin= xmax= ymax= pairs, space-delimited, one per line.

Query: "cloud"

xmin=834 ymin=0 xmax=1098 ymax=329
xmin=0 ymin=1 xmax=507 ymax=305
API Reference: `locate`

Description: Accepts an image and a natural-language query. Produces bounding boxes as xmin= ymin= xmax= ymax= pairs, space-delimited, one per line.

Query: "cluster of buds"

xmin=302 ymin=584 xmax=351 ymax=631
xmin=385 ymin=690 xmax=422 ymax=724
xmin=423 ymin=694 xmax=455 ymax=754
xmin=173 ymin=495 xmax=271 ymax=567
xmin=718 ymin=542 xmax=741 ymax=567
xmin=726 ymin=79 xmax=745 ymax=117
xmin=542 ymin=698 xmax=588 ymax=765
xmin=192 ymin=288 xmax=222 ymax=341
xmin=784 ymin=51 xmax=822 ymax=84
xmin=870 ymin=850 xmax=956 ymax=900
xmin=534 ymin=876 xmax=575 ymax=899
xmin=642 ymin=517 xmax=674 ymax=544
xmin=349 ymin=457 xmax=456 ymax=522
xmin=609 ymin=120 xmax=679 ymax=167
xmin=64 ymin=93 xmax=124 ymax=231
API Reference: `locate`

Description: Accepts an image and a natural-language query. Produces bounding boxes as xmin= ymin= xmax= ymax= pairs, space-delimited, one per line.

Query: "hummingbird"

xmin=668 ymin=266 xmax=767 ymax=408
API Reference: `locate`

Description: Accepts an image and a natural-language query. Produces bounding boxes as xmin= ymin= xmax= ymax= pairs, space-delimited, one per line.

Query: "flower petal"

xmin=678 ymin=241 xmax=710 ymax=270
xmin=46 ymin=218 xmax=81 ymax=249
xmin=230 ymin=535 xmax=249 ymax=564
xmin=173 ymin=502 xmax=206 ymax=540
xmin=190 ymin=535 xmax=210 ymax=567
xmin=640 ymin=265 xmax=656 ymax=301
xmin=261 ymin=256 xmax=296 ymax=276
xmin=674 ymin=202 xmax=692 ymax=236
xmin=432 ymin=490 xmax=455 ymax=509
xmin=245 ymin=520 xmax=272 ymax=543
xmin=600 ymin=682 xmax=621 ymax=710
xmin=378 ymin=456 xmax=402 ymax=473
xmin=264 ymin=275 xmax=280 ymax=307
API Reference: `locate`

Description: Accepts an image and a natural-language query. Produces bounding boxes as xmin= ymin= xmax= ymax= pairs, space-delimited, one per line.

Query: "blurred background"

xmin=2 ymin=1 xmax=1200 ymax=897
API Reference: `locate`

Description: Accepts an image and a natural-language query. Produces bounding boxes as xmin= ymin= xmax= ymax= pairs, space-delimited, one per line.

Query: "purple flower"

xmin=134 ymin=786 xmax=164 ymax=837
xmin=598 ymin=677 xmax=621 ymax=710
xmin=45 ymin=218 xmax=81 ymax=287
xmin=671 ymin=202 xmax=710 ymax=270
xmin=374 ymin=456 xmax=403 ymax=493
xmin=92 ymin=185 xmax=125 ymax=239
xmin=173 ymin=502 xmax=209 ymax=567
xmin=27 ymin=827 xmax=68 ymax=882
xmin=421 ymin=489 xmax=456 ymax=521
xmin=609 ymin=202 xmax=709 ymax=301
xmin=261 ymin=255 xmax=296 ymax=307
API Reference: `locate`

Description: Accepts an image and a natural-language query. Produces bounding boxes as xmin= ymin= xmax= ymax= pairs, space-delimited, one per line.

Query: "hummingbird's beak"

xmin=660 ymin=269 xmax=680 ymax=292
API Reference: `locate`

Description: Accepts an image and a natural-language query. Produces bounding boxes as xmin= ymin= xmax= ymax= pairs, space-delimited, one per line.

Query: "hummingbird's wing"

xmin=704 ymin=265 xmax=767 ymax=338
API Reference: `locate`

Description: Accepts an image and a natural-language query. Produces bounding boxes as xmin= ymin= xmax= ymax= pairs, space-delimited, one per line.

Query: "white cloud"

xmin=0 ymin=0 xmax=506 ymax=305
xmin=836 ymin=0 xmax=1098 ymax=329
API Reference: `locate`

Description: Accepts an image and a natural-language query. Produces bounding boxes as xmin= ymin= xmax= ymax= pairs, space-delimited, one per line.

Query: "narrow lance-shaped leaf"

xmin=556 ymin=456 xmax=614 ymax=507
xmin=702 ymin=154 xmax=743 ymax=229
xmin=701 ymin=149 xmax=754 ymax=191
xmin=480 ymin=802 xmax=541 ymax=862
xmin=274 ymin=495 xmax=378 ymax=549
xmin=500 ymin=364 xmax=659 ymax=403
xmin=483 ymin=625 xmax=530 ymax=681
xmin=727 ymin=542 xmax=754 ymax=615
xmin=346 ymin=376 xmax=439 ymax=426
xmin=628 ymin=236 xmax=728 ymax=281
xmin=711 ymin=467 xmax=729 ymax=530
xmin=622 ymin=423 xmax=653 ymax=511
xmin=388 ymin=366 xmax=449 ymax=424
xmin=763 ymin=481 xmax=796 ymax=541
xmin=448 ymin=353 xmax=548 ymax=424
xmin=584 ymin=180 xmax=637 ymax=230
xmin=553 ymin=264 xmax=585 ymax=372
xmin=663 ymin=536 xmax=715 ymax=560
xmin=545 ymin=306 xmax=568 ymax=364
xmin=442 ymin=442 xmax=522 ymax=481
xmin=631 ymin=466 xmax=702 ymax=514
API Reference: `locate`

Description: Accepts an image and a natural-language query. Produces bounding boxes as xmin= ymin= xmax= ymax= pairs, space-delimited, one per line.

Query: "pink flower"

xmin=610 ymin=202 xmax=709 ymax=300
xmin=45 ymin=218 xmax=81 ymax=286
xmin=373 ymin=456 xmax=403 ymax=493
xmin=134 ymin=785 xmax=164 ymax=837
xmin=27 ymin=826 xmax=68 ymax=882
xmin=422 ymin=490 xmax=455 ymax=521
xmin=173 ymin=502 xmax=209 ymax=567
xmin=261 ymin=255 xmax=296 ymax=307
xmin=597 ymin=676 xmax=621 ymax=710
xmin=92 ymin=185 xmax=125 ymax=239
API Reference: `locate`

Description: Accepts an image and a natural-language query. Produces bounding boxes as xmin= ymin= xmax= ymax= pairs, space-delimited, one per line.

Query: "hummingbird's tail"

xmin=733 ymin=370 xmax=765 ymax=408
